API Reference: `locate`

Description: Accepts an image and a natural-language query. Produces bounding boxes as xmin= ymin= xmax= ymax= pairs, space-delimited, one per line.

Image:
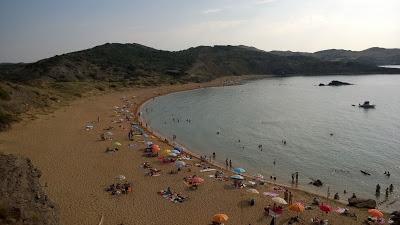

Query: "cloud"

xmin=254 ymin=0 xmax=277 ymax=5
xmin=202 ymin=8 xmax=222 ymax=14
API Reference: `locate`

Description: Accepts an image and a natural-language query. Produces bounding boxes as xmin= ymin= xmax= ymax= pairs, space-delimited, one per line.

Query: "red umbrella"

xmin=319 ymin=204 xmax=332 ymax=213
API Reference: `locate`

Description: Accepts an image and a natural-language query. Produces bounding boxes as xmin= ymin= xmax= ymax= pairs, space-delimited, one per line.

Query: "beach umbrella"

xmin=319 ymin=204 xmax=332 ymax=213
xmin=247 ymin=188 xmax=260 ymax=194
xmin=115 ymin=175 xmax=126 ymax=180
xmin=272 ymin=197 xmax=288 ymax=205
xmin=113 ymin=142 xmax=122 ymax=146
xmin=230 ymin=174 xmax=244 ymax=180
xmin=151 ymin=145 xmax=160 ymax=152
xmin=146 ymin=141 xmax=153 ymax=147
xmin=368 ymin=209 xmax=384 ymax=218
xmin=104 ymin=131 xmax=113 ymax=136
xmin=191 ymin=177 xmax=204 ymax=184
xmin=174 ymin=146 xmax=184 ymax=151
xmin=175 ymin=160 xmax=186 ymax=168
xmin=172 ymin=149 xmax=181 ymax=154
xmin=169 ymin=153 xmax=178 ymax=157
xmin=160 ymin=149 xmax=171 ymax=156
xmin=288 ymin=202 xmax=305 ymax=213
xmin=212 ymin=214 xmax=229 ymax=223
xmin=233 ymin=167 xmax=246 ymax=174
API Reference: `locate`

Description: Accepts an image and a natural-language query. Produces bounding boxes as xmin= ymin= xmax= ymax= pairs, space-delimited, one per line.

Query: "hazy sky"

xmin=1 ymin=0 xmax=399 ymax=62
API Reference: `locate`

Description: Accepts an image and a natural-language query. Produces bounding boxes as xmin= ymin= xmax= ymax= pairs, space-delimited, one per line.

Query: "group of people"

xmin=105 ymin=182 xmax=132 ymax=196
xmin=142 ymin=162 xmax=161 ymax=176
xmin=284 ymin=189 xmax=294 ymax=204
xmin=291 ymin=172 xmax=299 ymax=184
xmin=159 ymin=187 xmax=187 ymax=203
xmin=375 ymin=183 xmax=394 ymax=199
xmin=225 ymin=158 xmax=233 ymax=168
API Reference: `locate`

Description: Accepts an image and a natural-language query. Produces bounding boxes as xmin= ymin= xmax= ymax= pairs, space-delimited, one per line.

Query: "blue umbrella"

xmin=174 ymin=146 xmax=184 ymax=151
xmin=233 ymin=168 xmax=246 ymax=174
xmin=172 ymin=149 xmax=181 ymax=154
xmin=230 ymin=174 xmax=244 ymax=180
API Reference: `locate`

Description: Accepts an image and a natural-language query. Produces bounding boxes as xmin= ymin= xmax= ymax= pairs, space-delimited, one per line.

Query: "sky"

xmin=0 ymin=0 xmax=399 ymax=63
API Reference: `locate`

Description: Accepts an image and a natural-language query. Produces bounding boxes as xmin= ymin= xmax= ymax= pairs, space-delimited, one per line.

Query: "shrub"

xmin=0 ymin=110 xmax=14 ymax=131
xmin=0 ymin=86 xmax=11 ymax=101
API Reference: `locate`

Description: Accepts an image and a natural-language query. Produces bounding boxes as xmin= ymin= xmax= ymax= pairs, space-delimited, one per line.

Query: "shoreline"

xmin=135 ymin=76 xmax=357 ymax=208
xmin=0 ymin=74 xmax=386 ymax=225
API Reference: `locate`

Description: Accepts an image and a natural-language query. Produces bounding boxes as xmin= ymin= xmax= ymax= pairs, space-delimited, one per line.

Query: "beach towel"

xmin=200 ymin=168 xmax=216 ymax=172
xmin=263 ymin=192 xmax=279 ymax=197
xmin=335 ymin=207 xmax=346 ymax=214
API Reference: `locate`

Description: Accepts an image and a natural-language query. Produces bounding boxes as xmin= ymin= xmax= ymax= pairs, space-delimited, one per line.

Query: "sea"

xmin=142 ymin=73 xmax=400 ymax=211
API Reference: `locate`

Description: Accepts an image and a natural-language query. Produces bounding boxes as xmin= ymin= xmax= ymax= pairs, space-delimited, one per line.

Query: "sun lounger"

xmin=200 ymin=168 xmax=216 ymax=172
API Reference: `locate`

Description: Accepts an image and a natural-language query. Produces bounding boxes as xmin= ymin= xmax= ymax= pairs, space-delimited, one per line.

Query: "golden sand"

xmin=0 ymin=76 xmax=380 ymax=225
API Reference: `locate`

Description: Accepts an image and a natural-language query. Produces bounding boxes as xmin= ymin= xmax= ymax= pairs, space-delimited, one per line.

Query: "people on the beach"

xmin=284 ymin=189 xmax=289 ymax=201
xmin=212 ymin=152 xmax=216 ymax=159
xmin=229 ymin=159 xmax=232 ymax=168
xmin=288 ymin=191 xmax=293 ymax=204
xmin=295 ymin=172 xmax=299 ymax=184
xmin=334 ymin=192 xmax=339 ymax=200
xmin=225 ymin=158 xmax=229 ymax=168
xmin=389 ymin=184 xmax=394 ymax=193
xmin=376 ymin=184 xmax=381 ymax=195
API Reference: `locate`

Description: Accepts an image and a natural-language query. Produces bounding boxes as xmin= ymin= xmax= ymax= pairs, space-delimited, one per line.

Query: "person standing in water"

xmin=376 ymin=184 xmax=381 ymax=196
xmin=225 ymin=158 xmax=229 ymax=168
xmin=229 ymin=159 xmax=232 ymax=168
xmin=295 ymin=172 xmax=299 ymax=184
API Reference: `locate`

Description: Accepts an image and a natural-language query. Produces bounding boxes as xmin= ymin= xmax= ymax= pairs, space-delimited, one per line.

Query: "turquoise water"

xmin=142 ymin=75 xmax=400 ymax=211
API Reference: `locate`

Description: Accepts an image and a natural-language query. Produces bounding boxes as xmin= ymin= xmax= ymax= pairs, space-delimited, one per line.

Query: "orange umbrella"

xmin=212 ymin=214 xmax=229 ymax=223
xmin=288 ymin=202 xmax=305 ymax=213
xmin=151 ymin=145 xmax=160 ymax=153
xmin=368 ymin=209 xmax=383 ymax=218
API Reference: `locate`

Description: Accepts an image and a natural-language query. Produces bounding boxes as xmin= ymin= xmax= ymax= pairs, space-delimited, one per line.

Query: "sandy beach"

xmin=0 ymin=76 xmax=383 ymax=225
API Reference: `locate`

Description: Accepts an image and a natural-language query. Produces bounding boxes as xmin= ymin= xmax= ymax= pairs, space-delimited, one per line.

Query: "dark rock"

xmin=347 ymin=197 xmax=376 ymax=208
xmin=327 ymin=80 xmax=353 ymax=86
xmin=318 ymin=80 xmax=353 ymax=86
xmin=0 ymin=153 xmax=59 ymax=225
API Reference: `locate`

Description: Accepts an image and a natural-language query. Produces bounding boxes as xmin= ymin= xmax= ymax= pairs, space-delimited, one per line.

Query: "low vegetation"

xmin=0 ymin=43 xmax=399 ymax=130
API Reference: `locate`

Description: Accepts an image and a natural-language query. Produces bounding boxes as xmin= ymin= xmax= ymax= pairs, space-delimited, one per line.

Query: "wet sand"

xmin=0 ymin=76 xmax=380 ymax=225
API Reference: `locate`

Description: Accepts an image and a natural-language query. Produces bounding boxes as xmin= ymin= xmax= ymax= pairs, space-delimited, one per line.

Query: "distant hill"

xmin=1 ymin=43 xmax=399 ymax=84
xmin=270 ymin=47 xmax=400 ymax=65
xmin=0 ymin=43 xmax=400 ymax=130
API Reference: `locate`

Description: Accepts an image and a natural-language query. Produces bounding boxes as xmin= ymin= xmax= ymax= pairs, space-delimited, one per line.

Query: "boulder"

xmin=347 ymin=197 xmax=376 ymax=208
